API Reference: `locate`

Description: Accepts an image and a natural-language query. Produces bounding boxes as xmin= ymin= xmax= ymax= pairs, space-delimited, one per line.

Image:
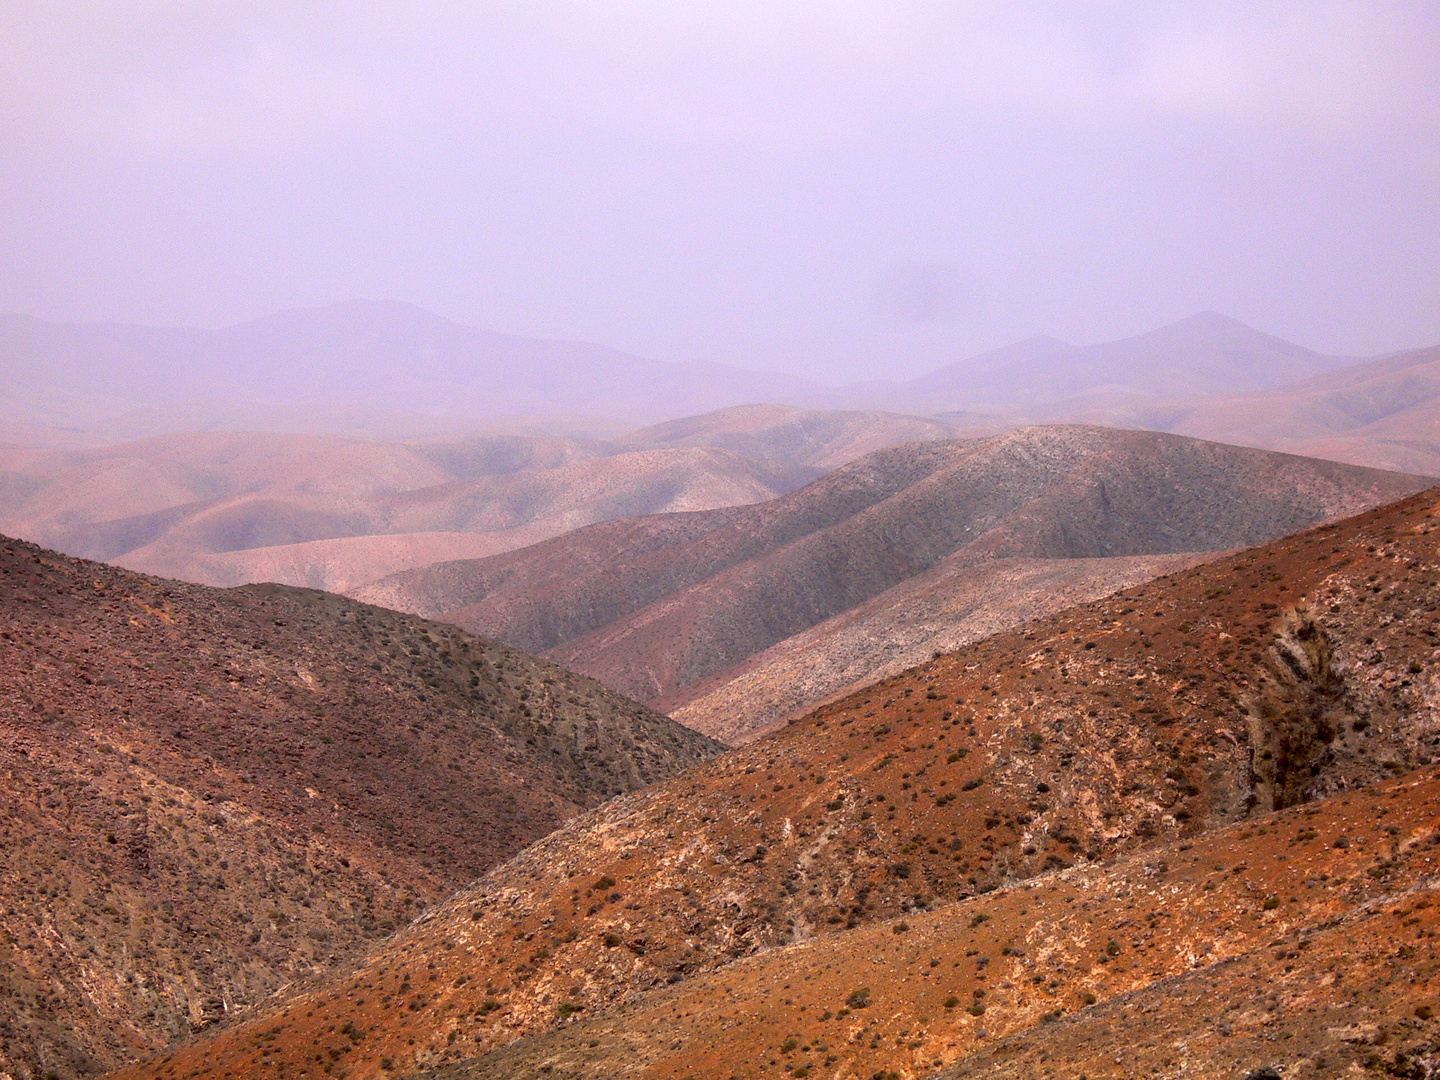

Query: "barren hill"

xmin=0 ymin=432 xmax=817 ymax=593
xmin=361 ymin=426 xmax=1428 ymax=722
xmin=0 ymin=407 xmax=975 ymax=596
xmin=867 ymin=311 xmax=1351 ymax=414
xmin=1162 ymin=342 xmax=1440 ymax=475
xmin=620 ymin=404 xmax=969 ymax=472
xmin=0 ymin=537 xmax=718 ymax=1079
xmin=666 ymin=550 xmax=1212 ymax=744
xmin=130 ymin=487 xmax=1440 ymax=1080
xmin=439 ymin=766 xmax=1440 ymax=1080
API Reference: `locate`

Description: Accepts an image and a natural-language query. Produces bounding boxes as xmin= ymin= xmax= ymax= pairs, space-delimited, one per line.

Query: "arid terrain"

xmin=0 ymin=407 xmax=971 ymax=596
xmin=362 ymin=425 xmax=1428 ymax=734
xmin=5 ymin=311 xmax=1438 ymax=617
xmin=667 ymin=551 xmax=1212 ymax=744
xmin=1164 ymin=342 xmax=1440 ymax=476
xmin=0 ymin=537 xmax=718 ymax=1079
xmin=120 ymin=486 xmax=1440 ymax=1080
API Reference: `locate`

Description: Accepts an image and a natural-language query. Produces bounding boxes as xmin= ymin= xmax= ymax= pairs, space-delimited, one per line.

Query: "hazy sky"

xmin=2 ymin=2 xmax=1438 ymax=381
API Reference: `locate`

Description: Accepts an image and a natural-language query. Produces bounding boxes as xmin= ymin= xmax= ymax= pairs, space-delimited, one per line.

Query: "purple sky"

xmin=1 ymin=2 xmax=1437 ymax=381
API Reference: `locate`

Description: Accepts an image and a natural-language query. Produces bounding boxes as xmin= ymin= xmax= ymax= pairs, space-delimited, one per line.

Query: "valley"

xmin=364 ymin=425 xmax=1428 ymax=736
xmin=1 ymin=304 xmax=1437 ymax=1080
xmin=115 ymin=486 xmax=1440 ymax=1080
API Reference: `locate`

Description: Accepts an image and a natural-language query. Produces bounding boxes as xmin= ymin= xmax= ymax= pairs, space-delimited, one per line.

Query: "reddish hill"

xmin=667 ymin=550 xmax=1212 ymax=744
xmin=128 ymin=487 xmax=1440 ymax=1080
xmin=1166 ymin=342 xmax=1440 ymax=476
xmin=0 ymin=432 xmax=815 ymax=592
xmin=360 ymin=425 xmax=1428 ymax=720
xmin=0 ymin=537 xmax=718 ymax=1080
xmin=438 ymin=765 xmax=1440 ymax=1080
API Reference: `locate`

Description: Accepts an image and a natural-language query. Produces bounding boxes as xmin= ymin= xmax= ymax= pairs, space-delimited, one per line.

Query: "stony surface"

xmin=667 ymin=552 xmax=1212 ymax=744
xmin=437 ymin=767 xmax=1440 ymax=1080
xmin=0 ymin=537 xmax=719 ymax=1079
xmin=128 ymin=488 xmax=1440 ymax=1080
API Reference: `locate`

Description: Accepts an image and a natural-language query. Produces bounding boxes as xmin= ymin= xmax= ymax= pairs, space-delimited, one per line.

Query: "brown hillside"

xmin=361 ymin=425 xmax=1428 ymax=714
xmin=132 ymin=487 xmax=1440 ymax=1080
xmin=0 ymin=537 xmax=718 ymax=1080
xmin=435 ymin=765 xmax=1440 ymax=1080
xmin=667 ymin=551 xmax=1211 ymax=744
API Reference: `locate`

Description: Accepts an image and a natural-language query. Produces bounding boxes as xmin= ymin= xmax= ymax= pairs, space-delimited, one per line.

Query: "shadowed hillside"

xmin=360 ymin=426 xmax=1428 ymax=727
xmin=0 ymin=537 xmax=718 ymax=1079
xmin=126 ymin=488 xmax=1440 ymax=1080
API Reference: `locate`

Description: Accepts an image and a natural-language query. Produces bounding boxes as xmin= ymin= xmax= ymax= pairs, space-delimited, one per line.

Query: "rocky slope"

xmin=129 ymin=487 xmax=1440 ymax=1080
xmin=438 ymin=765 xmax=1440 ymax=1080
xmin=0 ymin=537 xmax=718 ymax=1080
xmin=666 ymin=551 xmax=1211 ymax=744
xmin=361 ymin=426 xmax=1428 ymax=722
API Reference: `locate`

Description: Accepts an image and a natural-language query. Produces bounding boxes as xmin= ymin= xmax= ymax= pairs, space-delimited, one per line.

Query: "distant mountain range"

xmin=868 ymin=310 xmax=1351 ymax=414
xmin=0 ymin=301 xmax=826 ymax=439
xmin=0 ymin=302 xmax=1381 ymax=441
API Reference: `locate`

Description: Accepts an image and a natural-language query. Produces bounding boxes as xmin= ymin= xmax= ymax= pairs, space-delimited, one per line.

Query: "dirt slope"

xmin=361 ymin=426 xmax=1428 ymax=713
xmin=0 ymin=537 xmax=719 ymax=1080
xmin=438 ymin=766 xmax=1440 ymax=1080
xmin=666 ymin=551 xmax=1212 ymax=744
xmin=128 ymin=488 xmax=1440 ymax=1080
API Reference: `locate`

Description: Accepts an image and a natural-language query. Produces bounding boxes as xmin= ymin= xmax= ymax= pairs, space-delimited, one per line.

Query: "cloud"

xmin=1 ymin=2 xmax=1434 ymax=156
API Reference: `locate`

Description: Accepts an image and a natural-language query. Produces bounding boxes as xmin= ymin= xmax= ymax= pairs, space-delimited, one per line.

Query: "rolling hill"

xmin=121 ymin=486 xmax=1440 ymax=1080
xmin=0 ymin=407 xmax=981 ymax=597
xmin=1161 ymin=341 xmax=1440 ymax=476
xmin=359 ymin=426 xmax=1429 ymax=731
xmin=619 ymin=404 xmax=973 ymax=473
xmin=874 ymin=311 xmax=1351 ymax=414
xmin=0 ymin=536 xmax=718 ymax=1079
